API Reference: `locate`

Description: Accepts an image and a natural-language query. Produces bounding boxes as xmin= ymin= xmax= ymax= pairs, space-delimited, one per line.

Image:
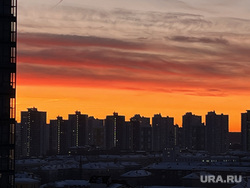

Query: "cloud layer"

xmin=17 ymin=2 xmax=250 ymax=97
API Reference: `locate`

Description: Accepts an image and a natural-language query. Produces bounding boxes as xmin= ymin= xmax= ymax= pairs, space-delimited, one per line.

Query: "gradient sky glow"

xmin=17 ymin=0 xmax=250 ymax=131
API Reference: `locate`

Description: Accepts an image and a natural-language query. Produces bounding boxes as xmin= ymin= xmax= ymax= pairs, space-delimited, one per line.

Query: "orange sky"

xmin=17 ymin=0 xmax=250 ymax=132
xmin=16 ymin=83 xmax=250 ymax=132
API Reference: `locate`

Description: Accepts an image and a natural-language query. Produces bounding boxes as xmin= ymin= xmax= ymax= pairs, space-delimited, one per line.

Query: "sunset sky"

xmin=17 ymin=0 xmax=250 ymax=131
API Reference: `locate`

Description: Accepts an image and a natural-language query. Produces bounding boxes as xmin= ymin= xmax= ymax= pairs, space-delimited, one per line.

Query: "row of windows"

xmin=0 ymin=0 xmax=16 ymax=16
xmin=0 ymin=47 xmax=16 ymax=64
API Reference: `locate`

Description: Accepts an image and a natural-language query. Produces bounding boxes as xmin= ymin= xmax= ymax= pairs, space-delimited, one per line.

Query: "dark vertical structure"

xmin=152 ymin=114 xmax=174 ymax=151
xmin=130 ymin=115 xmax=141 ymax=151
xmin=88 ymin=117 xmax=105 ymax=148
xmin=173 ymin=124 xmax=179 ymax=147
xmin=130 ymin=114 xmax=152 ymax=151
xmin=182 ymin=112 xmax=205 ymax=151
xmin=21 ymin=108 xmax=47 ymax=157
xmin=68 ymin=111 xmax=88 ymax=147
xmin=152 ymin=114 xmax=162 ymax=151
xmin=206 ymin=111 xmax=229 ymax=154
xmin=105 ymin=112 xmax=126 ymax=150
xmin=49 ymin=116 xmax=68 ymax=155
xmin=0 ymin=0 xmax=16 ymax=187
xmin=241 ymin=110 xmax=250 ymax=152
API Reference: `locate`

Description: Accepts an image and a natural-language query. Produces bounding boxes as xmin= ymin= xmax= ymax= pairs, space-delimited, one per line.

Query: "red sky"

xmin=17 ymin=0 xmax=250 ymax=131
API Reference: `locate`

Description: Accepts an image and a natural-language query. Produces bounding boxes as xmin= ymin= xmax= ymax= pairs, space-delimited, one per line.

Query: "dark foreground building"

xmin=242 ymin=110 xmax=250 ymax=151
xmin=49 ymin=116 xmax=69 ymax=155
xmin=182 ymin=112 xmax=205 ymax=151
xmin=0 ymin=0 xmax=17 ymax=187
xmin=206 ymin=111 xmax=229 ymax=154
xmin=105 ymin=112 xmax=127 ymax=150
xmin=20 ymin=108 xmax=48 ymax=157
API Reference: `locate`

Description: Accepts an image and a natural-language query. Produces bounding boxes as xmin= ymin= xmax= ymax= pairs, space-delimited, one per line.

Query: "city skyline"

xmin=17 ymin=108 xmax=235 ymax=157
xmin=17 ymin=106 xmax=244 ymax=133
xmin=17 ymin=0 xmax=250 ymax=132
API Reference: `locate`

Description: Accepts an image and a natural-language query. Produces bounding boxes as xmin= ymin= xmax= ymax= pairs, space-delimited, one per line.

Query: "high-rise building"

xmin=88 ymin=116 xmax=105 ymax=148
xmin=182 ymin=112 xmax=205 ymax=150
xmin=152 ymin=114 xmax=175 ymax=151
xmin=125 ymin=121 xmax=133 ymax=151
xmin=68 ymin=111 xmax=88 ymax=147
xmin=130 ymin=115 xmax=141 ymax=151
xmin=49 ymin=116 xmax=69 ymax=155
xmin=177 ymin=127 xmax=184 ymax=148
xmin=173 ymin=124 xmax=179 ymax=147
xmin=229 ymin=132 xmax=241 ymax=150
xmin=206 ymin=111 xmax=229 ymax=154
xmin=241 ymin=110 xmax=250 ymax=152
xmin=130 ymin=114 xmax=152 ymax=151
xmin=105 ymin=112 xmax=126 ymax=150
xmin=0 ymin=0 xmax=17 ymax=186
xmin=20 ymin=108 xmax=48 ymax=157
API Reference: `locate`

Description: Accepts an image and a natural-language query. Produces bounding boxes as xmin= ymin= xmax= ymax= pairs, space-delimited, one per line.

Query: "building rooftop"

xmin=82 ymin=162 xmax=124 ymax=170
xmin=182 ymin=171 xmax=212 ymax=180
xmin=41 ymin=180 xmax=89 ymax=188
xmin=16 ymin=159 xmax=47 ymax=165
xmin=121 ymin=170 xmax=151 ymax=177
xmin=15 ymin=172 xmax=40 ymax=184
xmin=15 ymin=178 xmax=40 ymax=184
xmin=144 ymin=162 xmax=250 ymax=173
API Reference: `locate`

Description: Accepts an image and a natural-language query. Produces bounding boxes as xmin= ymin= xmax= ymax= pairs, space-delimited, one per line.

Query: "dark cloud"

xmin=18 ymin=48 xmax=249 ymax=80
xmin=18 ymin=32 xmax=250 ymax=77
xmin=17 ymin=62 xmax=250 ymax=97
xmin=17 ymin=31 xmax=250 ymax=96
xmin=169 ymin=36 xmax=229 ymax=45
xmin=18 ymin=33 xmax=146 ymax=50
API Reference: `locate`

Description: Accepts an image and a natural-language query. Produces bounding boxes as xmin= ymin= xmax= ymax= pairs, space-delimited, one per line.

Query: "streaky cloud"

xmin=169 ymin=36 xmax=229 ymax=45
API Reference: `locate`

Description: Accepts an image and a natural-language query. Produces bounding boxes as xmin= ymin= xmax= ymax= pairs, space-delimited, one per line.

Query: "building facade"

xmin=49 ymin=116 xmax=69 ymax=155
xmin=182 ymin=112 xmax=205 ymax=151
xmin=130 ymin=115 xmax=152 ymax=151
xmin=20 ymin=108 xmax=48 ymax=157
xmin=105 ymin=112 xmax=126 ymax=150
xmin=68 ymin=111 xmax=88 ymax=147
xmin=206 ymin=111 xmax=229 ymax=154
xmin=152 ymin=114 xmax=175 ymax=151
xmin=88 ymin=116 xmax=105 ymax=148
xmin=241 ymin=110 xmax=250 ymax=152
xmin=0 ymin=0 xmax=17 ymax=187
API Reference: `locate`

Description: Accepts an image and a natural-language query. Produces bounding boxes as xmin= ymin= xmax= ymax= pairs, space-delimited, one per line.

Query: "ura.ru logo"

xmin=200 ymin=175 xmax=242 ymax=184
